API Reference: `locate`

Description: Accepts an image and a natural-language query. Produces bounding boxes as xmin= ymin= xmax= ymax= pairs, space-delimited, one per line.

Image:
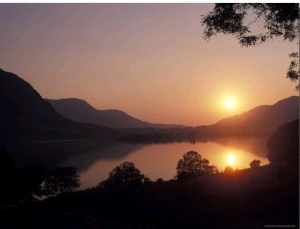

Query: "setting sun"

xmin=224 ymin=98 xmax=236 ymax=109
xmin=227 ymin=153 xmax=235 ymax=165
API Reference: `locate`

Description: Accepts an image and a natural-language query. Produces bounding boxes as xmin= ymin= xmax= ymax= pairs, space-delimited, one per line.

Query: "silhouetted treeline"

xmin=0 ymin=157 xmax=298 ymax=228
xmin=0 ymin=149 xmax=80 ymax=207
xmin=119 ymin=126 xmax=273 ymax=144
xmin=0 ymin=119 xmax=299 ymax=228
xmin=99 ymin=161 xmax=151 ymax=189
xmin=119 ymin=128 xmax=198 ymax=144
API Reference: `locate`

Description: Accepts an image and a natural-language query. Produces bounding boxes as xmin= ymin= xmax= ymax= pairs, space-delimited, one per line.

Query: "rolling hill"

xmin=115 ymin=96 xmax=299 ymax=144
xmin=46 ymin=98 xmax=183 ymax=129
xmin=196 ymin=96 xmax=299 ymax=137
xmin=0 ymin=68 xmax=119 ymax=147
xmin=267 ymin=119 xmax=299 ymax=162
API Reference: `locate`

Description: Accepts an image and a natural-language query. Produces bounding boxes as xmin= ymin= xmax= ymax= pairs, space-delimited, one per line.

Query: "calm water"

xmin=60 ymin=137 xmax=269 ymax=190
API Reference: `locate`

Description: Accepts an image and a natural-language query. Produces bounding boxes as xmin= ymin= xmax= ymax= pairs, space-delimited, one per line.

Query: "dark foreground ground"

xmin=0 ymin=159 xmax=298 ymax=229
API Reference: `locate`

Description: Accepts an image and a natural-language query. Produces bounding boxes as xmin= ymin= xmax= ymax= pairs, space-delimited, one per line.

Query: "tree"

xmin=15 ymin=165 xmax=46 ymax=201
xmin=100 ymin=161 xmax=150 ymax=188
xmin=0 ymin=149 xmax=16 ymax=203
xmin=41 ymin=166 xmax=81 ymax=196
xmin=201 ymin=3 xmax=299 ymax=89
xmin=250 ymin=159 xmax=261 ymax=168
xmin=156 ymin=178 xmax=164 ymax=183
xmin=0 ymin=148 xmax=14 ymax=174
xmin=224 ymin=166 xmax=234 ymax=174
xmin=206 ymin=165 xmax=219 ymax=175
xmin=176 ymin=151 xmax=217 ymax=179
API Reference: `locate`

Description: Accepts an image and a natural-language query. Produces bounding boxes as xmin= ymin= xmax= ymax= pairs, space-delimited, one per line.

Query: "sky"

xmin=0 ymin=3 xmax=298 ymax=126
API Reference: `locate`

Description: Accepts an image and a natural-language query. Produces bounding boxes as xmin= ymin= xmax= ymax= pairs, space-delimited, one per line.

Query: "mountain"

xmin=267 ymin=119 xmax=299 ymax=163
xmin=119 ymin=96 xmax=299 ymax=144
xmin=196 ymin=96 xmax=299 ymax=137
xmin=46 ymin=98 xmax=182 ymax=129
xmin=0 ymin=68 xmax=119 ymax=147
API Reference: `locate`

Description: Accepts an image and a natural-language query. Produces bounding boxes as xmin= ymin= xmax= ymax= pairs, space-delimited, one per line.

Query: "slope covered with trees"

xmin=0 ymin=150 xmax=298 ymax=228
xmin=267 ymin=119 xmax=299 ymax=163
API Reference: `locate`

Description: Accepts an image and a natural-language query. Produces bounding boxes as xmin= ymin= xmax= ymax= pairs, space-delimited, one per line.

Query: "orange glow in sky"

xmin=0 ymin=4 xmax=297 ymax=126
xmin=227 ymin=153 xmax=235 ymax=166
xmin=224 ymin=98 xmax=236 ymax=109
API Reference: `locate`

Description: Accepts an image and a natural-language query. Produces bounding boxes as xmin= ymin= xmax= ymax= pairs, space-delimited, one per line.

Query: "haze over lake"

xmin=59 ymin=138 xmax=269 ymax=189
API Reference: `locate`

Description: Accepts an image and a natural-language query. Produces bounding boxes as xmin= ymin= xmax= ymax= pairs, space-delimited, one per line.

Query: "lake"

xmin=60 ymin=137 xmax=270 ymax=190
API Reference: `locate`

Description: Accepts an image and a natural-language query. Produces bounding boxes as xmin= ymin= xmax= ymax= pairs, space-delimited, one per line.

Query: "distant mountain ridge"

xmin=1 ymin=67 xmax=298 ymax=144
xmin=46 ymin=98 xmax=183 ymax=129
xmin=196 ymin=96 xmax=299 ymax=137
xmin=3 ymin=67 xmax=298 ymax=167
xmin=114 ymin=96 xmax=299 ymax=144
xmin=0 ymin=68 xmax=118 ymax=146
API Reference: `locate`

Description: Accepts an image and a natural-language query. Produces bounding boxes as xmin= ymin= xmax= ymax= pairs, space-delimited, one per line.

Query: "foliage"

xmin=206 ymin=165 xmax=219 ymax=175
xmin=0 ymin=149 xmax=45 ymax=202
xmin=201 ymin=4 xmax=299 ymax=45
xmin=176 ymin=151 xmax=218 ymax=179
xmin=0 ymin=148 xmax=81 ymax=205
xmin=41 ymin=167 xmax=81 ymax=196
xmin=15 ymin=165 xmax=47 ymax=201
xmin=0 ymin=163 xmax=299 ymax=229
xmin=287 ymin=52 xmax=299 ymax=90
xmin=156 ymin=178 xmax=164 ymax=183
xmin=0 ymin=149 xmax=16 ymax=202
xmin=250 ymin=159 xmax=261 ymax=168
xmin=201 ymin=3 xmax=299 ymax=89
xmin=100 ymin=161 xmax=150 ymax=188
xmin=0 ymin=148 xmax=15 ymax=173
xmin=224 ymin=166 xmax=234 ymax=174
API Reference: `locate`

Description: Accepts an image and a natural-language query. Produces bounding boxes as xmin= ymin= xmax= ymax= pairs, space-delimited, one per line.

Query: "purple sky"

xmin=0 ymin=3 xmax=298 ymax=126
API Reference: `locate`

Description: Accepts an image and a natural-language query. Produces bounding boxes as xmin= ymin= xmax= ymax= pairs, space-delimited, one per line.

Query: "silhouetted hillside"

xmin=196 ymin=96 xmax=299 ymax=137
xmin=0 ymin=69 xmax=119 ymax=146
xmin=46 ymin=98 xmax=183 ymax=129
xmin=121 ymin=97 xmax=299 ymax=143
xmin=46 ymin=98 xmax=154 ymax=129
xmin=0 ymin=161 xmax=298 ymax=228
xmin=267 ymin=119 xmax=299 ymax=163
